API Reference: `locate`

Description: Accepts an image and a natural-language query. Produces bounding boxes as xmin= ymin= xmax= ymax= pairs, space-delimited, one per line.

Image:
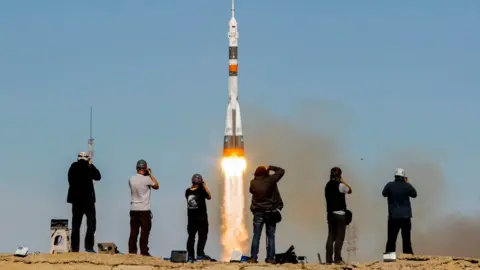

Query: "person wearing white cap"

xmin=67 ymin=151 xmax=101 ymax=253
xmin=382 ymin=168 xmax=417 ymax=255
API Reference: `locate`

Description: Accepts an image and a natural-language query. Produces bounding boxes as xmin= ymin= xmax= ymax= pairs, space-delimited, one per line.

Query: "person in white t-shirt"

xmin=128 ymin=159 xmax=159 ymax=256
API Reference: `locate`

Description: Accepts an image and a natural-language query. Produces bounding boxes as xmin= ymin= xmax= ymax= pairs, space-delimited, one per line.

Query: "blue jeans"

xmin=250 ymin=212 xmax=276 ymax=260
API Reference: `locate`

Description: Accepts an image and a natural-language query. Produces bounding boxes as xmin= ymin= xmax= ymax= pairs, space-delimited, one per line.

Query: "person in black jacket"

xmin=382 ymin=168 xmax=417 ymax=255
xmin=67 ymin=151 xmax=101 ymax=252
xmin=249 ymin=165 xmax=285 ymax=264
xmin=325 ymin=167 xmax=352 ymax=265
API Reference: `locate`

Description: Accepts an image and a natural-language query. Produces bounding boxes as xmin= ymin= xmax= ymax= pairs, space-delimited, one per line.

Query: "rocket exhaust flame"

xmin=221 ymin=0 xmax=248 ymax=261
xmin=221 ymin=156 xmax=247 ymax=175
xmin=221 ymin=157 xmax=248 ymax=261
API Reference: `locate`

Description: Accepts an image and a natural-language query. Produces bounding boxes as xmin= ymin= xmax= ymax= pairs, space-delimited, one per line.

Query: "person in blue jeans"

xmin=248 ymin=165 xmax=285 ymax=264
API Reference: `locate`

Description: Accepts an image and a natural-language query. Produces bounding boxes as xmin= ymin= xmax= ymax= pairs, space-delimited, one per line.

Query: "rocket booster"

xmin=223 ymin=0 xmax=244 ymax=157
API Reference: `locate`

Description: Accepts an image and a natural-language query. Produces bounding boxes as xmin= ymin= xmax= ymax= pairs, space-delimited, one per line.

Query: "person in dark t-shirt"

xmin=185 ymin=173 xmax=212 ymax=261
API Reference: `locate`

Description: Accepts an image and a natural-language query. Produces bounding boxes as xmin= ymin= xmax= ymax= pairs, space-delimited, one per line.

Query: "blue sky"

xmin=0 ymin=0 xmax=479 ymax=259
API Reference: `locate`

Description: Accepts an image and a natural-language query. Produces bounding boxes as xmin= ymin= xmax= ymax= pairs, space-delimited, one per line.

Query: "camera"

xmin=143 ymin=169 xmax=151 ymax=176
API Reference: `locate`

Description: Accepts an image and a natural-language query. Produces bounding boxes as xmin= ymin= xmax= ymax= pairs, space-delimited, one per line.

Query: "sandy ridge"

xmin=0 ymin=253 xmax=478 ymax=270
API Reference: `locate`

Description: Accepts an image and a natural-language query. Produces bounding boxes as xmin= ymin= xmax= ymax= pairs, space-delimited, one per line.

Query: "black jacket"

xmin=67 ymin=160 xmax=101 ymax=204
xmin=382 ymin=176 xmax=417 ymax=219
xmin=249 ymin=165 xmax=285 ymax=213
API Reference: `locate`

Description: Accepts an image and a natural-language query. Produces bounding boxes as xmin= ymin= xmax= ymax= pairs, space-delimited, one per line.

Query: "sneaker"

xmin=334 ymin=260 xmax=346 ymax=265
xmin=85 ymin=249 xmax=96 ymax=253
xmin=187 ymin=258 xmax=196 ymax=263
xmin=196 ymin=255 xmax=212 ymax=260
xmin=265 ymin=258 xmax=276 ymax=264
xmin=247 ymin=257 xmax=258 ymax=263
xmin=141 ymin=253 xmax=152 ymax=257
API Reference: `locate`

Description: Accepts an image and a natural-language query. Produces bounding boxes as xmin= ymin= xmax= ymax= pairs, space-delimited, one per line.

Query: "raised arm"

xmin=89 ymin=164 xmax=101 ymax=181
xmin=382 ymin=183 xmax=389 ymax=197
xmin=148 ymin=169 xmax=159 ymax=190
xmin=408 ymin=183 xmax=417 ymax=198
xmin=268 ymin=165 xmax=285 ymax=183
xmin=340 ymin=179 xmax=352 ymax=194
xmin=202 ymin=183 xmax=212 ymax=200
xmin=68 ymin=164 xmax=75 ymax=186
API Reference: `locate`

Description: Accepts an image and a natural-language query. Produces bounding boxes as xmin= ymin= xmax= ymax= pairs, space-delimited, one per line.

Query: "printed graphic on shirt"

xmin=187 ymin=194 xmax=199 ymax=209
xmin=185 ymin=187 xmax=208 ymax=215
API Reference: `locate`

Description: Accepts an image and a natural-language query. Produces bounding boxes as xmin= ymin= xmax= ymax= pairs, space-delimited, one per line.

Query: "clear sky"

xmin=0 ymin=0 xmax=479 ymax=259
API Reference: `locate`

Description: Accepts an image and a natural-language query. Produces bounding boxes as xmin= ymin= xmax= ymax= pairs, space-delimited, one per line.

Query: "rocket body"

xmin=223 ymin=1 xmax=244 ymax=157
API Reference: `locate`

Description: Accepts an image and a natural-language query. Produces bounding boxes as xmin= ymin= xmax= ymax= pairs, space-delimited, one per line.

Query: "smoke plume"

xmin=223 ymin=100 xmax=480 ymax=261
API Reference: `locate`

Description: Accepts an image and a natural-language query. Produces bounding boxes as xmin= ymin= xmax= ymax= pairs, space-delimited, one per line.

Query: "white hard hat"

xmin=77 ymin=152 xmax=89 ymax=161
xmin=395 ymin=168 xmax=405 ymax=177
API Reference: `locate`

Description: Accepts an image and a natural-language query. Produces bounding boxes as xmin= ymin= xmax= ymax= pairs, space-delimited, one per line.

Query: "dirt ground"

xmin=0 ymin=253 xmax=478 ymax=270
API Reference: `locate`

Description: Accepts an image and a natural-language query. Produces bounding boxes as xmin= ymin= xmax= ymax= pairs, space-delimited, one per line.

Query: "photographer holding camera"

xmin=382 ymin=168 xmax=417 ymax=255
xmin=185 ymin=173 xmax=212 ymax=262
xmin=128 ymin=159 xmax=159 ymax=256
xmin=325 ymin=166 xmax=352 ymax=265
xmin=249 ymin=165 xmax=285 ymax=264
xmin=67 ymin=151 xmax=101 ymax=253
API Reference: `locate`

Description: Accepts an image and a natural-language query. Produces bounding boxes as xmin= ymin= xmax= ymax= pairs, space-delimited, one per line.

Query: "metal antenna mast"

xmin=81 ymin=106 xmax=96 ymax=245
xmin=88 ymin=106 xmax=94 ymax=162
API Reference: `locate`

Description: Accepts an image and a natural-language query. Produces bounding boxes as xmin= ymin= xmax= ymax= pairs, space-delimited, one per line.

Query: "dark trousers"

xmin=187 ymin=214 xmax=209 ymax=259
xmin=128 ymin=210 xmax=152 ymax=255
xmin=385 ymin=218 xmax=413 ymax=254
xmin=325 ymin=213 xmax=347 ymax=263
xmin=71 ymin=203 xmax=96 ymax=252
xmin=250 ymin=212 xmax=277 ymax=260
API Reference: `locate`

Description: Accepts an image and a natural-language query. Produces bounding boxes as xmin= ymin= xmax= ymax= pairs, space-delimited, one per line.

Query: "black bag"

xmin=275 ymin=245 xmax=298 ymax=264
xmin=170 ymin=250 xmax=187 ymax=263
xmin=266 ymin=209 xmax=282 ymax=223
xmin=345 ymin=209 xmax=352 ymax=226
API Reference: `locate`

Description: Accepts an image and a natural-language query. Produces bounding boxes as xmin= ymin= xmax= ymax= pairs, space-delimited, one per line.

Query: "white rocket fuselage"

xmin=223 ymin=0 xmax=244 ymax=157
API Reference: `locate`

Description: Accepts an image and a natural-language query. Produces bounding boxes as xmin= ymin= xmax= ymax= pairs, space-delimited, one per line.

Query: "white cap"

xmin=395 ymin=168 xmax=405 ymax=177
xmin=77 ymin=152 xmax=89 ymax=161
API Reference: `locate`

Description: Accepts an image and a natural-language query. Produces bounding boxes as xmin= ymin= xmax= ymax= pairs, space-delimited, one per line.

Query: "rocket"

xmin=223 ymin=0 xmax=244 ymax=157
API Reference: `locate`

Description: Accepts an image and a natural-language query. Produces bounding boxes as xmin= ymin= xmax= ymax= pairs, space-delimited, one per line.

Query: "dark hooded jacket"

xmin=249 ymin=165 xmax=285 ymax=213
xmin=67 ymin=160 xmax=101 ymax=204
xmin=382 ymin=176 xmax=417 ymax=219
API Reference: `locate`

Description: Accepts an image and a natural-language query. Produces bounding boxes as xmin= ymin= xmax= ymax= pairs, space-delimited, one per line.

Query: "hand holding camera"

xmin=142 ymin=168 xmax=152 ymax=176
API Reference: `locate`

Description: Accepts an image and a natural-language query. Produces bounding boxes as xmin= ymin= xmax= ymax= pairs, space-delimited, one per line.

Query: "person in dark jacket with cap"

xmin=185 ymin=173 xmax=212 ymax=262
xmin=249 ymin=165 xmax=285 ymax=264
xmin=325 ymin=166 xmax=352 ymax=265
xmin=382 ymin=168 xmax=417 ymax=255
xmin=67 ymin=151 xmax=101 ymax=253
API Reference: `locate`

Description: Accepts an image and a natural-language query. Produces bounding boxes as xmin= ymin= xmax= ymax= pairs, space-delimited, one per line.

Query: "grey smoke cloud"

xmin=208 ymin=100 xmax=480 ymax=262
